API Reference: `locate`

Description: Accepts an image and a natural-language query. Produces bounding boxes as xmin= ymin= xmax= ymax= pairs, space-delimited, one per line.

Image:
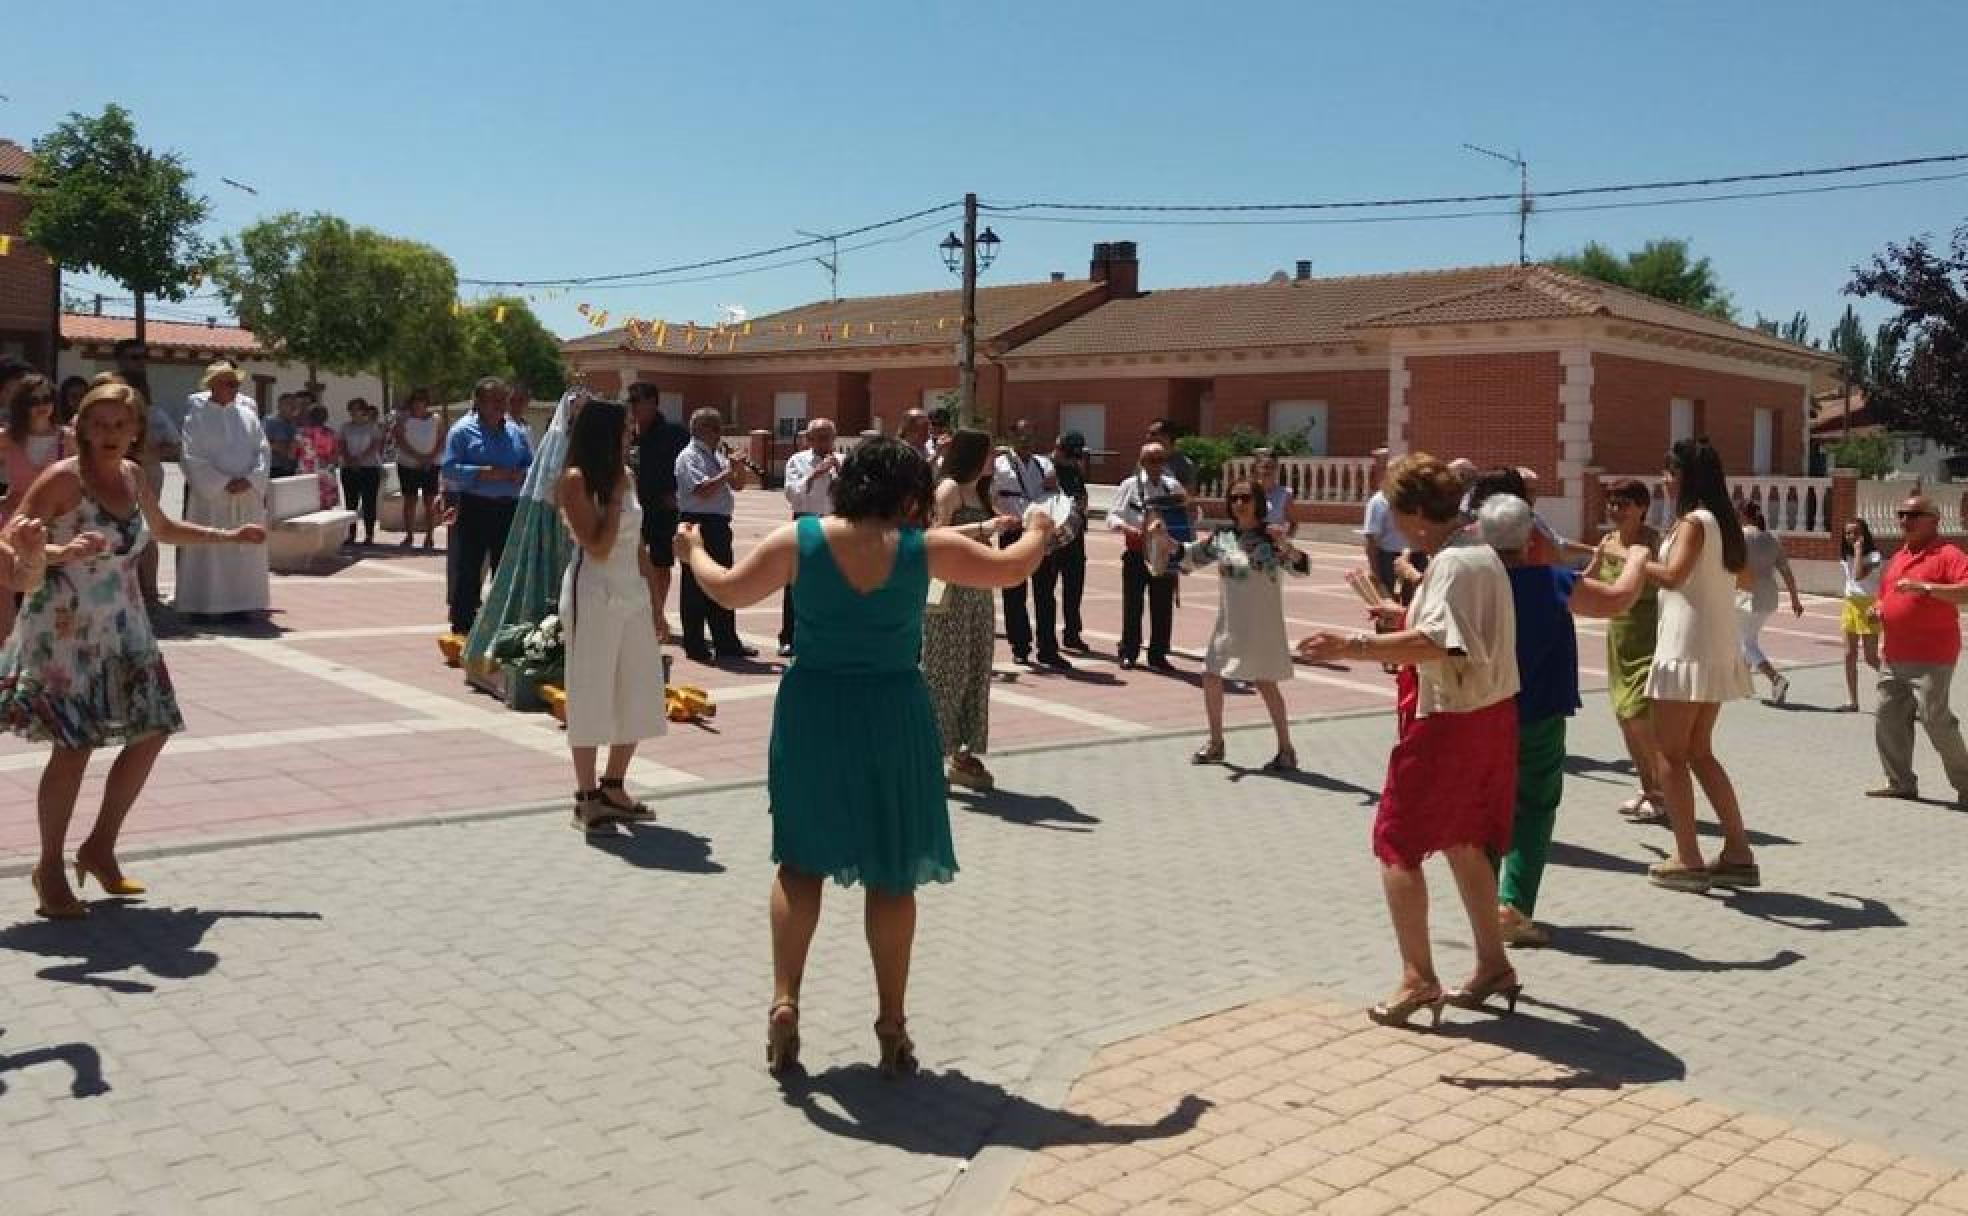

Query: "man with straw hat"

xmin=177 ymin=360 xmax=270 ymax=620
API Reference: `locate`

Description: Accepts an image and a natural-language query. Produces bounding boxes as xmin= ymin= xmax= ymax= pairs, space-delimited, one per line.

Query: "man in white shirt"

xmin=899 ymin=408 xmax=934 ymax=464
xmin=674 ymin=407 xmax=754 ymax=662
xmin=777 ymin=418 xmax=839 ymax=657
xmin=1107 ymin=443 xmax=1186 ymax=672
xmin=177 ymin=360 xmax=271 ymax=621
xmin=992 ymin=419 xmax=1062 ymax=667
xmin=1360 ymin=488 xmax=1408 ymax=598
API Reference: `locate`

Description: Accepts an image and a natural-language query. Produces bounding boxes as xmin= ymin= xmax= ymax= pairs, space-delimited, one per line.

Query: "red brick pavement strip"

xmin=0 ymin=496 xmax=1850 ymax=864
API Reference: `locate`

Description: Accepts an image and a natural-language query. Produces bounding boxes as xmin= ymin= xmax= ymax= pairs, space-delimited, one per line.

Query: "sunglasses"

xmin=1227 ymin=492 xmax=1255 ymax=503
xmin=1897 ymin=510 xmax=1934 ymax=520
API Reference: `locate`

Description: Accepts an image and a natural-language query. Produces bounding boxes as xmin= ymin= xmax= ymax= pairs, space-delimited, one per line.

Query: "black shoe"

xmin=1147 ymin=657 xmax=1177 ymax=674
xmin=776 ymin=643 xmax=794 ymax=658
xmin=1039 ymin=653 xmax=1072 ymax=670
xmin=1062 ymin=636 xmax=1089 ymax=653
xmin=715 ymin=644 xmax=760 ymax=660
xmin=682 ymin=643 xmax=715 ymax=662
xmin=1012 ymin=651 xmax=1031 ymax=666
xmin=1118 ymin=657 xmax=1138 ymax=671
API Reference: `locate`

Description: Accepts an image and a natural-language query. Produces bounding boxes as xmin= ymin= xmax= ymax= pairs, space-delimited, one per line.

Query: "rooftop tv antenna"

xmin=796 ymin=229 xmax=840 ymax=302
xmin=1463 ymin=143 xmax=1531 ymax=265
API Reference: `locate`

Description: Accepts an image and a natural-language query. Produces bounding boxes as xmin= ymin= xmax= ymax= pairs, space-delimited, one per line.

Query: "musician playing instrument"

xmin=674 ymin=407 xmax=756 ymax=662
xmin=1047 ymin=431 xmax=1092 ymax=652
xmin=990 ymin=419 xmax=1066 ymax=668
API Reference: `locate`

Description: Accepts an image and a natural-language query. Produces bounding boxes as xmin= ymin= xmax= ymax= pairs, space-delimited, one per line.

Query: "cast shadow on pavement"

xmin=780 ymin=1066 xmax=1210 ymax=1157
xmin=1719 ymin=890 xmax=1904 ymax=932
xmin=584 ymin=823 xmax=726 ymax=872
xmin=0 ymin=1030 xmax=109 ymax=1099
xmin=156 ymin=612 xmax=291 ymax=641
xmin=1546 ymin=924 xmax=1805 ymax=974
xmin=951 ymin=789 xmax=1101 ymax=833
xmin=1562 ymin=754 xmax=1638 ymax=785
xmin=1222 ymin=764 xmax=1380 ymax=805
xmin=0 ymin=905 xmax=323 ymax=994
xmin=1436 ymin=996 xmax=1684 ymax=1090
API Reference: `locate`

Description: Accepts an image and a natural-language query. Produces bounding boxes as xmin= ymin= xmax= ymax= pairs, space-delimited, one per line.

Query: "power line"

xmin=981 ymin=169 xmax=1968 ymax=228
xmin=458 ymin=200 xmax=962 ymax=288
xmin=549 ymin=218 xmax=954 ymax=293
xmin=983 ymin=152 xmax=1968 ymax=214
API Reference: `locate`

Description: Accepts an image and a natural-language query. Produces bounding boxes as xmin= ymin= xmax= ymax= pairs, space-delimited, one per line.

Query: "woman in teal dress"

xmin=677 ymin=437 xmax=1051 ymax=1079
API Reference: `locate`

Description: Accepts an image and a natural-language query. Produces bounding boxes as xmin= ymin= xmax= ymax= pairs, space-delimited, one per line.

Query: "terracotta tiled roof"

xmin=1006 ymin=263 xmax=1835 ymax=365
xmin=0 ymin=139 xmax=30 ymax=182
xmin=61 ymin=313 xmax=264 ymax=355
xmin=567 ymin=278 xmax=1103 ymax=357
xmin=1810 ymin=390 xmax=1886 ymax=436
xmin=1003 ymin=266 xmax=1524 ymax=358
xmin=1354 ymin=265 xmax=1834 ymax=362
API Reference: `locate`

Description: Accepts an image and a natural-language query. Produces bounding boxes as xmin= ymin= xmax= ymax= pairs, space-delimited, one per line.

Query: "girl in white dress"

xmin=1151 ymin=477 xmax=1309 ymax=771
xmin=1643 ymin=439 xmax=1757 ymax=893
xmin=557 ymin=398 xmax=668 ymax=834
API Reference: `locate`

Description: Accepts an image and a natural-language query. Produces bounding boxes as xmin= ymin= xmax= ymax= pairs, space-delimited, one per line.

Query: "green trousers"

xmin=1500 ymin=715 xmax=1567 ymax=917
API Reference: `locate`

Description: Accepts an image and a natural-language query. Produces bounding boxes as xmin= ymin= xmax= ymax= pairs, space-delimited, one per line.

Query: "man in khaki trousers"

xmin=1868 ymin=495 xmax=1968 ymax=807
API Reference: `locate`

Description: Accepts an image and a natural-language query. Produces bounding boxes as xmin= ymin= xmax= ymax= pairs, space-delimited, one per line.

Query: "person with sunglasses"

xmin=1867 ymin=495 xmax=1968 ymax=807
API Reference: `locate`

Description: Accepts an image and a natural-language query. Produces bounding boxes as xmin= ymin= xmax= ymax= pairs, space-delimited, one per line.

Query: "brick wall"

xmin=0 ymin=191 xmax=57 ymax=367
xmin=868 ymin=367 xmax=957 ymax=425
xmin=1405 ymin=352 xmax=1563 ymax=478
xmin=1208 ymin=369 xmax=1390 ymax=456
xmin=1590 ymin=353 xmax=1806 ymax=477
xmin=1004 ymin=377 xmax=1182 ymax=480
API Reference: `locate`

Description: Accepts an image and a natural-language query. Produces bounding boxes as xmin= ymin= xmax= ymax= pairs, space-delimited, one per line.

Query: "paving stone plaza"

xmin=2 ymin=492 xmax=1965 ymax=1215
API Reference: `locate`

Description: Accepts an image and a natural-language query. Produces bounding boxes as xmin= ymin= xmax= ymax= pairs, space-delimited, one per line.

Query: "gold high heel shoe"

xmin=74 ymin=852 xmax=146 ymax=896
xmin=1367 ymin=986 xmax=1445 ymax=1030
xmin=31 ymin=868 xmax=89 ymax=920
xmin=875 ymin=1018 xmax=918 ymax=1079
xmin=765 ymin=1001 xmax=801 ymax=1076
xmin=1445 ymin=969 xmax=1523 ymax=1014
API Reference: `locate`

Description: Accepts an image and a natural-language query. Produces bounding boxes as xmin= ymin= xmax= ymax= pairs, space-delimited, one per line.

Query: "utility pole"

xmin=1464 ymin=143 xmax=1531 ymax=265
xmin=796 ymin=229 xmax=840 ymax=302
xmin=958 ymin=192 xmax=979 ymax=430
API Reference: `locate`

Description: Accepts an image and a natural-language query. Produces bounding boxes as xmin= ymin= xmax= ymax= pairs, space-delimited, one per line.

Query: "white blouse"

xmin=1406 ymin=544 xmax=1519 ymax=717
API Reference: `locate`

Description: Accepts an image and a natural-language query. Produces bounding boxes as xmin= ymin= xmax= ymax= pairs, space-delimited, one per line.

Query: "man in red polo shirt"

xmin=1869 ymin=494 xmax=1968 ymax=806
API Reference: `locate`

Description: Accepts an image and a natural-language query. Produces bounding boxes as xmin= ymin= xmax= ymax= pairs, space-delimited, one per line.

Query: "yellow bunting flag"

xmin=655 ymin=320 xmax=668 ymax=347
xmin=742 ymin=321 xmax=753 ymax=335
xmin=0 ymin=235 xmax=13 ymax=256
xmin=450 ymin=300 xmax=462 ymax=316
xmin=494 ymin=305 xmax=508 ymax=324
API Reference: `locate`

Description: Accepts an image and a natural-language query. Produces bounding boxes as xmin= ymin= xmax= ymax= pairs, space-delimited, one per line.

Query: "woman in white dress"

xmin=557 ymin=398 xmax=668 ymax=834
xmin=1150 ymin=477 xmax=1309 ymax=771
xmin=1642 ymin=439 xmax=1757 ymax=893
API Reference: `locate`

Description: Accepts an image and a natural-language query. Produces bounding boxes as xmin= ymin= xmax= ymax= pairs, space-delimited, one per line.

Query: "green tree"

xmin=1754 ymin=311 xmax=1813 ymax=346
xmin=1847 ymin=222 xmax=1968 ymax=449
xmin=23 ymin=104 xmax=211 ymax=342
xmin=1550 ymin=238 xmax=1735 ymax=320
xmin=215 ymin=215 xmax=462 ymax=394
xmin=478 ymin=297 xmax=566 ymax=399
xmin=1827 ymin=435 xmax=1894 ymax=478
xmin=1826 ymin=305 xmax=1871 ymax=380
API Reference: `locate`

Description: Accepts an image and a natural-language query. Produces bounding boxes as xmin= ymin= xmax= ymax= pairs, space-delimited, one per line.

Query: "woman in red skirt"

xmin=1300 ymin=454 xmax=1522 ymax=1029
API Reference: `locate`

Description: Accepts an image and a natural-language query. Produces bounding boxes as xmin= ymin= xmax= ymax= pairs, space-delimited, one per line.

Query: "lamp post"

xmin=939 ymin=193 xmax=1000 ymax=430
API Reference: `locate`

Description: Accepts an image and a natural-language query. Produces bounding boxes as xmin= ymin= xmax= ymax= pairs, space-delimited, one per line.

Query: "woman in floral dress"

xmin=921 ymin=430 xmax=1014 ymax=792
xmin=0 ymin=382 xmax=265 ymax=920
xmin=1149 ymin=476 xmax=1310 ymax=771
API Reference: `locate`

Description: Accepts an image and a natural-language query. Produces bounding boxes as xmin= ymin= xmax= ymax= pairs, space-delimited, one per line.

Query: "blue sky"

xmin=8 ymin=0 xmax=1967 ymax=342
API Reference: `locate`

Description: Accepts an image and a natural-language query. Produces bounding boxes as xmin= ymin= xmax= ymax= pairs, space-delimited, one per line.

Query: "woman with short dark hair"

xmin=677 ymin=436 xmax=1049 ymax=1078
xmin=337 ymin=399 xmax=384 ymax=546
xmin=1595 ymin=478 xmax=1668 ymax=822
xmin=1643 ymin=438 xmax=1758 ymax=893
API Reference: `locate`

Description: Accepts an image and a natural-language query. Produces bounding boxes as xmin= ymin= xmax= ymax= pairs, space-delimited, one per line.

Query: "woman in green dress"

xmin=678 ymin=437 xmax=1051 ymax=1079
xmin=1595 ymin=478 xmax=1667 ymax=823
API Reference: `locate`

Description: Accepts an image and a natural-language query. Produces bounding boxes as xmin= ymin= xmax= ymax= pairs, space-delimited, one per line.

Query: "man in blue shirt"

xmin=441 ymin=377 xmax=534 ymax=636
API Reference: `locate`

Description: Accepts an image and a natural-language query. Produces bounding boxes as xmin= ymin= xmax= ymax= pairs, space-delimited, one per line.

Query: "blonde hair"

xmin=74 ymin=382 xmax=146 ymax=455
xmin=1382 ymin=452 xmax=1465 ymax=523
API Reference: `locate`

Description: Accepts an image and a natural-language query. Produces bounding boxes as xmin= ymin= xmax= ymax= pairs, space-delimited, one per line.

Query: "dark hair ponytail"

xmin=567 ymin=398 xmax=628 ymax=511
xmin=1666 ymin=437 xmax=1745 ymax=572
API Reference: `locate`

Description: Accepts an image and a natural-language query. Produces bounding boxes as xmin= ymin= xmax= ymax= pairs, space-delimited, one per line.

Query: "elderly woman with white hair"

xmin=1474 ymin=492 xmax=1650 ymax=947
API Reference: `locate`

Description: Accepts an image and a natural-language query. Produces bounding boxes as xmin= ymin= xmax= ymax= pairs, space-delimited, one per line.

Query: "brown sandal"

xmin=766 ymin=1001 xmax=801 ymax=1076
xmin=875 ymin=1018 xmax=918 ymax=1079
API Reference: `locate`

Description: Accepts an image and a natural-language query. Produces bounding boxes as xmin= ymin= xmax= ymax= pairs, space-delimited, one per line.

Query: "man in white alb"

xmin=177 ymin=360 xmax=271 ymax=620
xmin=992 ymin=419 xmax=1063 ymax=668
xmin=778 ymin=417 xmax=840 ymax=657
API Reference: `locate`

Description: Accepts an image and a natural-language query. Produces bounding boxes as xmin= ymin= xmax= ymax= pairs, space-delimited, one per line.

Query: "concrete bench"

xmin=267 ymin=474 xmax=355 ymax=572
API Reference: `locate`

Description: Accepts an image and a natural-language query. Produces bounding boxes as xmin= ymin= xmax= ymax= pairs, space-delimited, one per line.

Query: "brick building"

xmin=564 ymin=244 xmax=1838 ymax=536
xmin=0 ymin=139 xmax=60 ymax=371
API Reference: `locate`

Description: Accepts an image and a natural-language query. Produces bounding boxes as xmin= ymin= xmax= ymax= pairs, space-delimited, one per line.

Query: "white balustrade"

xmin=1598 ymin=473 xmax=1833 ymax=537
xmin=1855 ymin=477 xmax=1920 ymax=537
xmin=1214 ymin=456 xmax=1377 ymax=505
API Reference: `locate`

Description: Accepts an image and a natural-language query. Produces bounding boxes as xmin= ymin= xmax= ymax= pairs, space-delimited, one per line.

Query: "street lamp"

xmin=940 ymin=195 xmax=1002 ymax=430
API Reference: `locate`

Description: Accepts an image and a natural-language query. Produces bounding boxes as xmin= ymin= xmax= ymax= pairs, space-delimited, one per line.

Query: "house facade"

xmin=563 ymin=244 xmax=1837 ymax=537
xmin=0 ymin=139 xmax=60 ymax=372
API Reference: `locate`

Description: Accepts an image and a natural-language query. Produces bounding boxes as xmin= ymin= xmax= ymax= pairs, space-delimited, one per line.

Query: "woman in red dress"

xmin=1299 ymin=454 xmax=1523 ymax=1028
